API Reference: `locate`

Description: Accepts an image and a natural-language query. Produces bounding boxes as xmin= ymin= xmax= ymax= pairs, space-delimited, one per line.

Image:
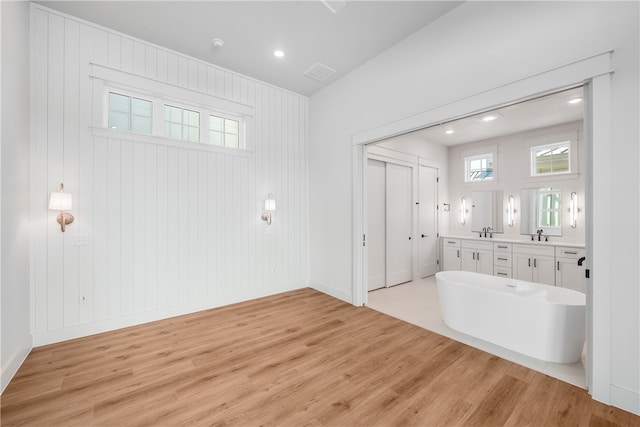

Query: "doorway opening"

xmin=353 ymin=52 xmax=615 ymax=401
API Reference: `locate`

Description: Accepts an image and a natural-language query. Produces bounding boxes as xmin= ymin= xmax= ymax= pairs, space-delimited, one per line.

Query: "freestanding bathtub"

xmin=436 ymin=270 xmax=586 ymax=364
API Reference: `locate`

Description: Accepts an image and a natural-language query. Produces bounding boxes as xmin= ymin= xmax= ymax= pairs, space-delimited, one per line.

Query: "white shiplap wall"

xmin=30 ymin=5 xmax=309 ymax=345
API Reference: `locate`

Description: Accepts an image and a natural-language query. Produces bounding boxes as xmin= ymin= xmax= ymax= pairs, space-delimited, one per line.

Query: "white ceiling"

xmin=37 ymin=0 xmax=463 ymax=96
xmin=389 ymin=86 xmax=585 ymax=147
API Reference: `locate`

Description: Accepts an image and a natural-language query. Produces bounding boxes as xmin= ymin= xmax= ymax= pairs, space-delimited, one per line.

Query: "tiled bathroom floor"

xmin=366 ymin=275 xmax=587 ymax=389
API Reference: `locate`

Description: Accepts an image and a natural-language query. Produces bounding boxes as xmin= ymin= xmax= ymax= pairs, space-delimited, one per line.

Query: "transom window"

xmin=105 ymin=88 xmax=245 ymax=150
xmin=108 ymin=92 xmax=153 ymax=134
xmin=465 ymin=153 xmax=493 ymax=182
xmin=209 ymin=115 xmax=239 ymax=148
xmin=531 ymin=142 xmax=570 ymax=176
xmin=165 ymin=105 xmax=200 ymax=143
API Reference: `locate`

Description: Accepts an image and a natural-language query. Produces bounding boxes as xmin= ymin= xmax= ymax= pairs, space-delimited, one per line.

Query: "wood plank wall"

xmin=30 ymin=5 xmax=309 ymax=345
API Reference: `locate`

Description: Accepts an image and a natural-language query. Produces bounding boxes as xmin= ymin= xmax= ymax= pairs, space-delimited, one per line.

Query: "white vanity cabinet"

xmin=460 ymin=240 xmax=493 ymax=275
xmin=555 ymin=246 xmax=586 ymax=293
xmin=493 ymin=242 xmax=513 ymax=278
xmin=513 ymin=244 xmax=556 ymax=285
xmin=442 ymin=238 xmax=461 ymax=271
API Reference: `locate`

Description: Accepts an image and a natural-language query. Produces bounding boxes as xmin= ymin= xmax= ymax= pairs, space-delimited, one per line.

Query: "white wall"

xmin=447 ymin=121 xmax=585 ymax=244
xmin=1 ymin=0 xmax=32 ymax=392
xmin=309 ymin=1 xmax=638 ymax=414
xmin=30 ymin=5 xmax=309 ymax=346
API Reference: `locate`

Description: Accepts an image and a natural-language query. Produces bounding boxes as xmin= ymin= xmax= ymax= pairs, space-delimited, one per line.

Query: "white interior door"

xmin=386 ymin=163 xmax=412 ymax=286
xmin=418 ymin=165 xmax=438 ymax=278
xmin=367 ymin=159 xmax=386 ymax=291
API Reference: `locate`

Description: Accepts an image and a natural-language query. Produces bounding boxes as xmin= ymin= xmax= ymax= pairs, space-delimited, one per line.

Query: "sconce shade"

xmin=264 ymin=198 xmax=276 ymax=212
xmin=49 ymin=192 xmax=73 ymax=211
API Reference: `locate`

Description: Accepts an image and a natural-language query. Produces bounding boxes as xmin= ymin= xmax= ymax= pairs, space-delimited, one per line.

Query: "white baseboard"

xmin=1 ymin=335 xmax=32 ymax=394
xmin=310 ymin=279 xmax=352 ymax=304
xmin=33 ymin=285 xmax=305 ymax=347
xmin=611 ymin=384 xmax=640 ymax=415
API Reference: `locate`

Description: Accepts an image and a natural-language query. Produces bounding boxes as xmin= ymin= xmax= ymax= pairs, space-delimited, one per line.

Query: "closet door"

xmin=367 ymin=159 xmax=386 ymax=291
xmin=418 ymin=165 xmax=438 ymax=278
xmin=386 ymin=163 xmax=413 ymax=286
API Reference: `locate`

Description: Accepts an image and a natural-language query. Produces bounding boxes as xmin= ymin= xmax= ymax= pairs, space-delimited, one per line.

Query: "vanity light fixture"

xmin=569 ymin=192 xmax=578 ymax=228
xmin=507 ymin=195 xmax=515 ymax=227
xmin=460 ymin=197 xmax=467 ymax=225
xmin=261 ymin=193 xmax=276 ymax=225
xmin=49 ymin=183 xmax=74 ymax=232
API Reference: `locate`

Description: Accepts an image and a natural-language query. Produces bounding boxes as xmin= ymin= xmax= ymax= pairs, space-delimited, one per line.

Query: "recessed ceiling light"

xmin=445 ymin=129 xmax=454 ymax=135
xmin=475 ymin=111 xmax=503 ymax=122
xmin=274 ymin=50 xmax=285 ymax=58
xmin=211 ymin=38 xmax=224 ymax=48
xmin=567 ymin=98 xmax=583 ymax=104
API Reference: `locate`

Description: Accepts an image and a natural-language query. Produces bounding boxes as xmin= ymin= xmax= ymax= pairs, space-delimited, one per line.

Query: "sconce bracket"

xmin=261 ymin=212 xmax=272 ymax=225
xmin=57 ymin=212 xmax=74 ymax=232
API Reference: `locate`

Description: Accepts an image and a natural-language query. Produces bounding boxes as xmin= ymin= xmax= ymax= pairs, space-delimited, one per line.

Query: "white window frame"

xmin=527 ymin=130 xmax=578 ymax=178
xmin=464 ymin=152 xmax=494 ymax=183
xmin=103 ymin=86 xmax=246 ymax=149
xmin=92 ymin=64 xmax=253 ymax=155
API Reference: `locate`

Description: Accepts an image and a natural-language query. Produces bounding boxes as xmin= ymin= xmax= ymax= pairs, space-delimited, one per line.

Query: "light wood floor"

xmin=2 ymin=288 xmax=637 ymax=427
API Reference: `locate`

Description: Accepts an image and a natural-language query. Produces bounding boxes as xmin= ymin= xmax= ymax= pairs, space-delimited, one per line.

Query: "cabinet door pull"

xmin=528 ymin=258 xmax=531 ymax=267
xmin=457 ymin=250 xmax=460 ymax=258
xmin=498 ymin=257 xmax=507 ymax=261
xmin=564 ymin=251 xmax=577 ymax=255
xmin=498 ymin=272 xmax=508 ymax=276
xmin=498 ymin=245 xmax=508 ymax=249
xmin=557 ymin=261 xmax=560 ymax=271
xmin=448 ymin=241 xmax=456 ymax=244
xmin=473 ymin=252 xmax=476 ymax=260
xmin=534 ymin=258 xmax=537 ymax=268
xmin=477 ymin=252 xmax=480 ymax=261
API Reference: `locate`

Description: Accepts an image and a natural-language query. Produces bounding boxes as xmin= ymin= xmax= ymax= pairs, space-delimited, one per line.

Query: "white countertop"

xmin=440 ymin=235 xmax=585 ymax=248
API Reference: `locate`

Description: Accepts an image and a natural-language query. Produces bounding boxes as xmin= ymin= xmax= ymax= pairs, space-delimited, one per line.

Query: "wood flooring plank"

xmin=2 ymin=288 xmax=638 ymax=427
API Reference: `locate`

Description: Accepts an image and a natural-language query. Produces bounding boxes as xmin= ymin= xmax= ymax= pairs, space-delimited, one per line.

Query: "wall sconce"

xmin=261 ymin=193 xmax=276 ymax=225
xmin=49 ymin=183 xmax=74 ymax=232
xmin=460 ymin=197 xmax=467 ymax=225
xmin=569 ymin=192 xmax=579 ymax=228
xmin=507 ymin=195 xmax=515 ymax=227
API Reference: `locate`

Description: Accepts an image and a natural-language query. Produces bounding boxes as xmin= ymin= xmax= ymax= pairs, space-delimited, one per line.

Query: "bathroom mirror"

xmin=471 ymin=190 xmax=504 ymax=233
xmin=520 ymin=188 xmax=562 ymax=236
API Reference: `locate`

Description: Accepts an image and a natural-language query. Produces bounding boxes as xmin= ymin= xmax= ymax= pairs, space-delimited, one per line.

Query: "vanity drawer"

xmin=495 ymin=267 xmax=512 ymax=278
xmin=494 ymin=242 xmax=512 ymax=252
xmin=513 ymin=244 xmax=555 ymax=257
xmin=555 ymin=246 xmax=585 ymax=259
xmin=494 ymin=252 xmax=512 ymax=267
xmin=443 ymin=238 xmax=460 ymax=247
xmin=461 ymin=239 xmax=493 ymax=250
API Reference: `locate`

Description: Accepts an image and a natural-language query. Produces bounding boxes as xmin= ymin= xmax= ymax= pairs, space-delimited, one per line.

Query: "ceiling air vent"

xmin=304 ymin=63 xmax=336 ymax=82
